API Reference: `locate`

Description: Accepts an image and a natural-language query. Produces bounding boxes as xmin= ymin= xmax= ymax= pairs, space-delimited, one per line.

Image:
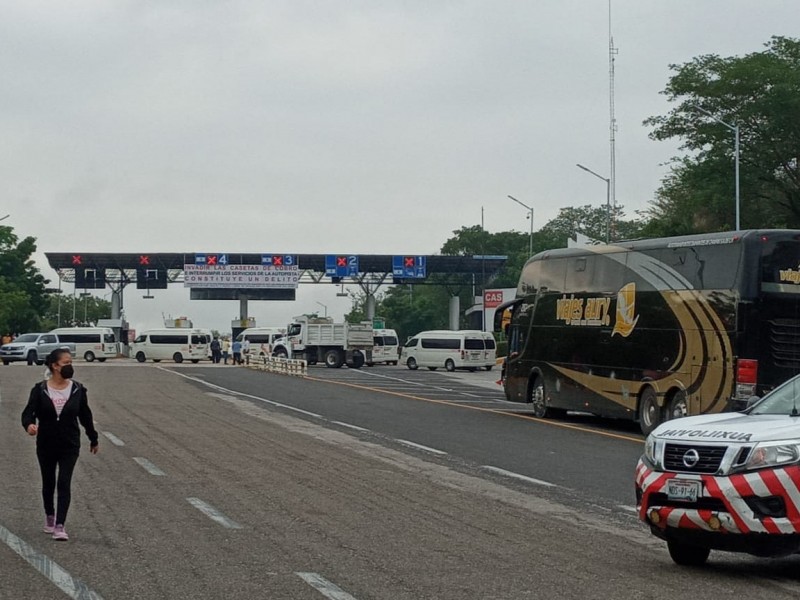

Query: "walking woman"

xmin=21 ymin=348 xmax=99 ymax=541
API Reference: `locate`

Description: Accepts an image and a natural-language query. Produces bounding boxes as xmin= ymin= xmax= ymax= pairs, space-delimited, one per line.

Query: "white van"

xmin=235 ymin=327 xmax=286 ymax=358
xmin=368 ymin=329 xmax=399 ymax=366
xmin=400 ymin=330 xmax=495 ymax=372
xmin=131 ymin=329 xmax=210 ymax=363
xmin=49 ymin=327 xmax=118 ymax=362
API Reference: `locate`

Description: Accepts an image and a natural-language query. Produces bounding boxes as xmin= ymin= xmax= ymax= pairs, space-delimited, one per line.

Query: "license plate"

xmin=666 ymin=479 xmax=702 ymax=502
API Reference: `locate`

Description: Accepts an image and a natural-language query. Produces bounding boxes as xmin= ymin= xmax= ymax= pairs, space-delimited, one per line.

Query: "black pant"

xmin=37 ymin=448 xmax=79 ymax=525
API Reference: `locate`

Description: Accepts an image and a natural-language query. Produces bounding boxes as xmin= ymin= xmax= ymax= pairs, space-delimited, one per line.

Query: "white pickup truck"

xmin=0 ymin=333 xmax=76 ymax=366
xmin=636 ymin=373 xmax=800 ymax=565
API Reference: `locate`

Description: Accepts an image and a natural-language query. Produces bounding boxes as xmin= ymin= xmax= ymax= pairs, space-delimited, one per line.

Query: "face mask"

xmin=60 ymin=365 xmax=74 ymax=379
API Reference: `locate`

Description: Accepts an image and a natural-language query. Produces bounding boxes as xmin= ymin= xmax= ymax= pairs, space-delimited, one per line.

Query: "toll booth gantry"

xmin=45 ymin=252 xmax=508 ymax=331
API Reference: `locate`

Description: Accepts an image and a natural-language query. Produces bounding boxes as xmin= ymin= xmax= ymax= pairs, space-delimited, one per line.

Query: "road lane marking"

xmin=283 ymin=406 xmax=323 ymax=418
xmin=101 ymin=431 xmax=125 ymax=446
xmin=171 ymin=368 xmax=642 ymax=445
xmin=186 ymin=498 xmax=242 ymax=529
xmin=132 ymin=457 xmax=166 ymax=476
xmin=617 ymin=505 xmax=638 ymax=513
xmin=296 ymin=572 xmax=358 ymax=600
xmin=396 ymin=439 xmax=448 ymax=455
xmin=303 ymin=374 xmax=643 ymax=443
xmin=0 ymin=523 xmax=105 ymax=599
xmin=482 ymin=466 xmax=557 ymax=488
xmin=331 ymin=421 xmax=371 ymax=433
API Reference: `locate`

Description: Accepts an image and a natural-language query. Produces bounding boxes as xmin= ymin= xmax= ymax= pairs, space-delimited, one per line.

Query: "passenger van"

xmin=49 ymin=327 xmax=118 ymax=362
xmin=368 ymin=329 xmax=399 ymax=366
xmin=235 ymin=327 xmax=286 ymax=358
xmin=131 ymin=329 xmax=210 ymax=363
xmin=400 ymin=330 xmax=496 ymax=372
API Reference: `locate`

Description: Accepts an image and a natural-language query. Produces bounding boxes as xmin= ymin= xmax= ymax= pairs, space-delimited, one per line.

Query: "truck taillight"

xmin=737 ymin=359 xmax=758 ymax=384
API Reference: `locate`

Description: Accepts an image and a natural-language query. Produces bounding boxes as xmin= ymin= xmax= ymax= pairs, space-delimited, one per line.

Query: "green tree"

xmin=644 ymin=36 xmax=800 ymax=234
xmin=537 ymin=204 xmax=645 ymax=248
xmin=40 ymin=294 xmax=112 ymax=330
xmin=0 ymin=225 xmax=49 ymax=334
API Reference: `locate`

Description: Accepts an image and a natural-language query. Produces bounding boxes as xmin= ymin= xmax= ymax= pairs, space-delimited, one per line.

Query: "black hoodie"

xmin=21 ymin=380 xmax=99 ymax=453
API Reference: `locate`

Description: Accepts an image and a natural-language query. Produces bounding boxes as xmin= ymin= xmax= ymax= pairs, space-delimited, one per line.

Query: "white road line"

xmin=296 ymin=572 xmax=358 ymax=600
xmin=616 ymin=505 xmax=639 ymax=513
xmin=186 ymin=497 xmax=242 ymax=529
xmin=0 ymin=523 xmax=105 ymax=599
xmin=396 ymin=440 xmax=448 ymax=455
xmin=101 ymin=431 xmax=125 ymax=446
xmin=331 ymin=421 xmax=371 ymax=433
xmin=132 ymin=457 xmax=166 ymax=476
xmin=482 ymin=466 xmax=557 ymax=488
xmin=284 ymin=406 xmax=323 ymax=418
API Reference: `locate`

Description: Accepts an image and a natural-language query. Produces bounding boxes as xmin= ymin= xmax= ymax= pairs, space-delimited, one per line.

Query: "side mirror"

xmin=746 ymin=395 xmax=761 ymax=409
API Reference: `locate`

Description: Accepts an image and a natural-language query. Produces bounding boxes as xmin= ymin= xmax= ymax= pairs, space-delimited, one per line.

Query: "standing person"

xmin=210 ymin=336 xmax=222 ymax=364
xmin=232 ymin=339 xmax=242 ymax=365
xmin=21 ymin=348 xmax=99 ymax=541
xmin=222 ymin=338 xmax=231 ymax=365
xmin=242 ymin=338 xmax=251 ymax=365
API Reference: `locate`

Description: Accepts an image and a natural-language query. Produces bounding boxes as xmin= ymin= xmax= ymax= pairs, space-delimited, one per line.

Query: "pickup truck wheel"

xmin=639 ymin=387 xmax=662 ymax=435
xmin=406 ymin=357 xmax=418 ymax=370
xmin=84 ymin=351 xmax=96 ymax=362
xmin=135 ymin=352 xmax=146 ymax=363
xmin=27 ymin=351 xmax=37 ymax=366
xmin=667 ymin=540 xmax=710 ymax=566
xmin=445 ymin=359 xmax=456 ymax=372
xmin=324 ymin=349 xmax=344 ymax=368
xmin=36 ymin=360 xmax=45 ymax=366
xmin=191 ymin=359 xmax=199 ymax=364
xmin=173 ymin=353 xmax=184 ymax=364
xmin=427 ymin=367 xmax=438 ymax=371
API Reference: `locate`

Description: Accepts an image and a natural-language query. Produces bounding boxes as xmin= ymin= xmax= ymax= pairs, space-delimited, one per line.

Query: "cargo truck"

xmin=271 ymin=316 xmax=373 ymax=368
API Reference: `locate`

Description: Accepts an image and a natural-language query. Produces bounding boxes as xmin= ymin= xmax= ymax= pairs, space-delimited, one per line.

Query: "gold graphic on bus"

xmin=779 ymin=267 xmax=800 ymax=284
xmin=612 ymin=282 xmax=639 ymax=338
xmin=555 ymin=295 xmax=611 ymax=327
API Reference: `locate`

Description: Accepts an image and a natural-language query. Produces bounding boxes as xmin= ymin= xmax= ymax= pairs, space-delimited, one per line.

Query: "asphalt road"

xmin=2 ymin=361 xmax=800 ymax=599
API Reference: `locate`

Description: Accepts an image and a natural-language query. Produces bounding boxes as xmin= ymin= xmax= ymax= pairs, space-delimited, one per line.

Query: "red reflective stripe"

xmin=760 ymin=469 xmax=800 ymax=524
xmin=729 ymin=473 xmax=755 ymax=498
xmin=703 ymin=476 xmax=751 ymax=534
xmin=761 ymin=517 xmax=781 ymax=534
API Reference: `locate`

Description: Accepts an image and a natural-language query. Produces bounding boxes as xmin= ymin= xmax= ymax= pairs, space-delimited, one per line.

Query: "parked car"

xmin=0 ymin=333 xmax=76 ymax=365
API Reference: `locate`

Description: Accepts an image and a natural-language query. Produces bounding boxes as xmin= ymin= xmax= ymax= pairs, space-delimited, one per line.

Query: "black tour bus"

xmin=496 ymin=230 xmax=800 ymax=434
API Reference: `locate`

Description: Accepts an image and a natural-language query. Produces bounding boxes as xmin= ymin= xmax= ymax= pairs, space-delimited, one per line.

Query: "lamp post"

xmin=507 ymin=195 xmax=533 ymax=257
xmin=693 ymin=105 xmax=740 ymax=230
xmin=316 ymin=301 xmax=328 ymax=318
xmin=0 ymin=214 xmax=9 ymax=222
xmin=576 ymin=163 xmax=611 ymax=244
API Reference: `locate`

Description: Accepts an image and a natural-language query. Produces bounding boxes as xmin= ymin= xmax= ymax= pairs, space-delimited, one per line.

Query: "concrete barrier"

xmin=247 ymin=355 xmax=307 ymax=377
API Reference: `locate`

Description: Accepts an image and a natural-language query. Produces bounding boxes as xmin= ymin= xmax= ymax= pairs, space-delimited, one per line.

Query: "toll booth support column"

xmin=239 ymin=296 xmax=249 ymax=322
xmin=366 ymin=293 xmax=376 ymax=321
xmin=449 ymin=295 xmax=460 ymax=331
xmin=111 ymin=289 xmax=122 ymax=320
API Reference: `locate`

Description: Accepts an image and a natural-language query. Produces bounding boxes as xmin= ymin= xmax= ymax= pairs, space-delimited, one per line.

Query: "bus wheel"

xmin=445 ymin=359 xmax=456 ymax=372
xmin=666 ymin=390 xmax=688 ymax=421
xmin=84 ymin=351 xmax=96 ymax=362
xmin=406 ymin=357 xmax=418 ymax=370
xmin=135 ymin=352 xmax=146 ymax=363
xmin=173 ymin=353 xmax=184 ymax=364
xmin=530 ymin=378 xmax=551 ymax=418
xmin=667 ymin=540 xmax=710 ymax=566
xmin=639 ymin=387 xmax=662 ymax=435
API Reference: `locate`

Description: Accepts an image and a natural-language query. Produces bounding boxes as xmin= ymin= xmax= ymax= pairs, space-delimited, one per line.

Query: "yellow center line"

xmin=304 ymin=374 xmax=644 ymax=444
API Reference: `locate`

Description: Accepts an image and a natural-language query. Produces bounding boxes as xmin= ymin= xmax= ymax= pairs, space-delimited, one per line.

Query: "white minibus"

xmin=368 ymin=329 xmax=399 ymax=366
xmin=400 ymin=330 xmax=493 ymax=372
xmin=131 ymin=329 xmax=210 ymax=363
xmin=235 ymin=327 xmax=286 ymax=358
xmin=49 ymin=327 xmax=118 ymax=362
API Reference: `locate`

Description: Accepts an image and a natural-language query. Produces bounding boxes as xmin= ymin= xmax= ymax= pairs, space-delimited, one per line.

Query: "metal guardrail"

xmin=246 ymin=355 xmax=308 ymax=377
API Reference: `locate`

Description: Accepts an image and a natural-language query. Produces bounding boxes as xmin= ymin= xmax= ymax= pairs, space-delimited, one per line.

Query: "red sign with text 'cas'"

xmin=484 ymin=290 xmax=504 ymax=308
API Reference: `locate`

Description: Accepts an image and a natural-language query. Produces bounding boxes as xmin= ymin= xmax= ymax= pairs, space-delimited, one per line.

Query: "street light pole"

xmin=316 ymin=301 xmax=328 ymax=318
xmin=693 ymin=105 xmax=740 ymax=230
xmin=507 ymin=195 xmax=533 ymax=256
xmin=576 ymin=163 xmax=611 ymax=243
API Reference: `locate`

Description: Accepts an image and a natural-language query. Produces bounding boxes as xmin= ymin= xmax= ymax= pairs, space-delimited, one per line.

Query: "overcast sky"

xmin=2 ymin=1 xmax=797 ymax=334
